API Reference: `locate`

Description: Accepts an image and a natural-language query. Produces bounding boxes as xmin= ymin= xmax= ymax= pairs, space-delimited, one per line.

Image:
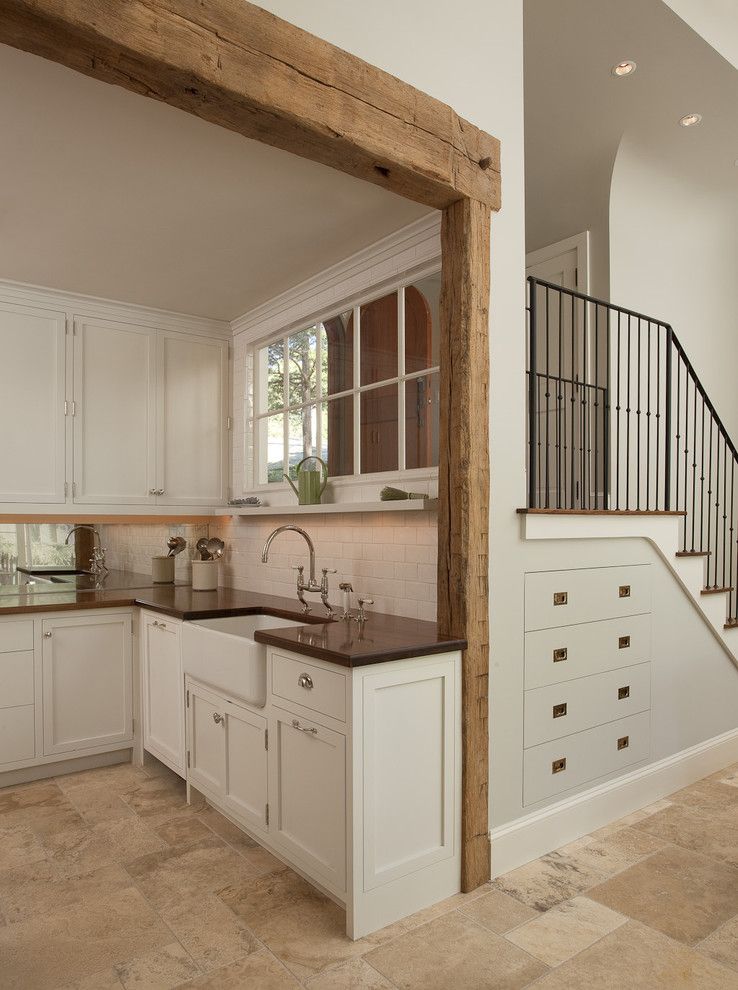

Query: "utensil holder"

xmin=192 ymin=559 xmax=219 ymax=591
xmin=152 ymin=555 xmax=175 ymax=584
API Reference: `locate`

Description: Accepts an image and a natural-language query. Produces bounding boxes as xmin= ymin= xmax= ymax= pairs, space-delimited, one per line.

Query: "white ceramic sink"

xmin=182 ymin=613 xmax=305 ymax=707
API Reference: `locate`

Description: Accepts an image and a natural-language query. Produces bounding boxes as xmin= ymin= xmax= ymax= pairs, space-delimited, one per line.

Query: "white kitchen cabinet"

xmin=223 ymin=699 xmax=268 ymax=832
xmin=141 ymin=612 xmax=184 ymax=775
xmin=270 ymin=705 xmax=346 ymax=892
xmin=42 ymin=612 xmax=132 ymax=755
xmin=187 ymin=679 xmax=226 ymax=797
xmin=157 ymin=332 xmax=228 ymax=504
xmin=73 ymin=318 xmax=157 ymax=504
xmin=0 ymin=300 xmax=66 ymax=503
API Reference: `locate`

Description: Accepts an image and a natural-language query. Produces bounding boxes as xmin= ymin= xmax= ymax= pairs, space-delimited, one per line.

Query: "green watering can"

xmin=284 ymin=456 xmax=328 ymax=505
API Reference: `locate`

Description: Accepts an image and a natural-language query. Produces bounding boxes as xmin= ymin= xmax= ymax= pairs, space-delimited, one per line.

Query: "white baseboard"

xmin=490 ymin=727 xmax=738 ymax=877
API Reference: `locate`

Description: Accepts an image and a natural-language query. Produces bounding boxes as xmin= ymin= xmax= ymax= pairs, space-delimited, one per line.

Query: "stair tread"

xmin=724 ymin=620 xmax=738 ymax=629
xmin=676 ymin=550 xmax=710 ymax=557
xmin=701 ymin=586 xmax=733 ymax=595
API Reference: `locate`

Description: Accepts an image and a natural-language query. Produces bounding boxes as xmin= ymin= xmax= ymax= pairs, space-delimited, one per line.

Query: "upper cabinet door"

xmin=73 ymin=318 xmax=157 ymax=503
xmin=0 ymin=301 xmax=66 ymax=503
xmin=157 ymin=332 xmax=228 ymax=504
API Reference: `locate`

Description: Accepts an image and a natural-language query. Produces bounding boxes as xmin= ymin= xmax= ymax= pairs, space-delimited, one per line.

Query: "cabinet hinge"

xmin=264 ymin=727 xmax=268 ymax=750
xmin=186 ymin=689 xmax=190 ymax=708
xmin=187 ymin=750 xmax=191 ymax=768
xmin=64 ymin=482 xmax=68 ymax=498
xmin=72 ymin=482 xmax=77 ymax=497
xmin=226 ymin=416 xmax=232 ymax=431
xmin=265 ymin=803 xmax=269 ymax=827
xmin=64 ymin=400 xmax=68 ymax=416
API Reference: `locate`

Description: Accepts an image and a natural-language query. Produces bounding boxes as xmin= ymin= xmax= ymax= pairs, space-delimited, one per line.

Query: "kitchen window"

xmin=249 ymin=273 xmax=441 ymax=486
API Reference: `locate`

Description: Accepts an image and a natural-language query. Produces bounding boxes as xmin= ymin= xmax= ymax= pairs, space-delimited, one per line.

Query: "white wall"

xmin=664 ymin=0 xmax=738 ymax=71
xmin=610 ymin=131 xmax=738 ymax=439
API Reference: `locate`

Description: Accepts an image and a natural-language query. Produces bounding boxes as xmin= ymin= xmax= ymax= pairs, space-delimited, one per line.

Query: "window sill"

xmin=215 ymin=498 xmax=439 ymax=517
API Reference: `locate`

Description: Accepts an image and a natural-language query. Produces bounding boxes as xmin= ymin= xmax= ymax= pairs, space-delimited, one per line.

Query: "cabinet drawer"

xmin=272 ymin=653 xmax=346 ymax=722
xmin=525 ymin=613 xmax=651 ymax=689
xmin=524 ymin=662 xmax=651 ymax=747
xmin=0 ymin=705 xmax=35 ymax=765
xmin=0 ymin=620 xmax=33 ymax=654
xmin=523 ymin=711 xmax=650 ymax=806
xmin=0 ymin=651 xmax=34 ymax=708
xmin=525 ymin=565 xmax=651 ymax=631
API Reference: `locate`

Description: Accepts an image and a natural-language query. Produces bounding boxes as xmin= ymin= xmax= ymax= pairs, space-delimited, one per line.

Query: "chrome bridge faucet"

xmin=261 ymin=525 xmax=337 ymax=619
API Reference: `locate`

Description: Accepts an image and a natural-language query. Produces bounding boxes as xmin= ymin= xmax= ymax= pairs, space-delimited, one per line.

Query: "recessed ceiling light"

xmin=679 ymin=113 xmax=702 ymax=127
xmin=612 ymin=60 xmax=637 ymax=77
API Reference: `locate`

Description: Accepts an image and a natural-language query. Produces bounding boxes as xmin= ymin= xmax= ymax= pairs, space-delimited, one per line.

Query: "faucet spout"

xmin=261 ymin=525 xmax=317 ymax=586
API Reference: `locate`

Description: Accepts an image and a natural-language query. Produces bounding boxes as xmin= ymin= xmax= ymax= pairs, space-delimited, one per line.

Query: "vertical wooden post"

xmin=438 ymin=197 xmax=491 ymax=892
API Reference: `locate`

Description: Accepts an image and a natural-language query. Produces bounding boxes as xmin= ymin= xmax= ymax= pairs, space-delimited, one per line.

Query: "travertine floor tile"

xmin=218 ymin=867 xmax=324 ymax=928
xmin=178 ymin=947 xmax=302 ymax=988
xmin=121 ymin=777 xmax=204 ymax=828
xmin=91 ymin=816 xmax=169 ymax=863
xmin=41 ymin=821 xmax=119 ymax=877
xmin=0 ymin=821 xmax=47 ymax=870
xmin=505 ymin=895 xmax=626 ymax=966
xmin=365 ymin=912 xmax=548 ymax=990
xmin=154 ymin=814 xmax=213 ymax=848
xmin=699 ymin=915 xmax=738 ymax=973
xmin=669 ymin=778 xmax=738 ymax=815
xmin=0 ymin=859 xmax=133 ymax=924
xmin=588 ymin=845 xmax=738 ymax=944
xmin=64 ymin=782 xmax=138 ymax=824
xmin=57 ymin=969 xmax=123 ymax=990
xmin=634 ymin=801 xmax=738 ymax=866
xmin=531 ymin=920 xmax=738 ymax=989
xmin=611 ymin=798 xmax=673 ymax=826
xmin=459 ymin=888 xmax=540 ymax=933
xmin=0 ymin=885 xmax=172 ymax=990
xmin=305 ymin=957 xmax=396 ymax=989
xmin=196 ymin=806 xmax=259 ymax=850
xmin=161 ymin=891 xmax=261 ymax=971
xmin=114 ymin=941 xmax=200 ymax=989
xmin=57 ymin=763 xmax=150 ymax=795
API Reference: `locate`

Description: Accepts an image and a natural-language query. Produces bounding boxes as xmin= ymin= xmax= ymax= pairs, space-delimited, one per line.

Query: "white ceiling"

xmin=0 ymin=45 xmax=429 ymax=321
xmin=524 ymin=0 xmax=738 ymax=256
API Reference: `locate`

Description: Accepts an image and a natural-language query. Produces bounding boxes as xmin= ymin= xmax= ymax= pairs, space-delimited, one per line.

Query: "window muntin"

xmin=249 ymin=273 xmax=441 ymax=486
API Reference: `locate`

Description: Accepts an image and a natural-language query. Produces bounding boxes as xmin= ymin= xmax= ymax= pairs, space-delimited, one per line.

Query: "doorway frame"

xmin=0 ymin=0 xmax=501 ymax=891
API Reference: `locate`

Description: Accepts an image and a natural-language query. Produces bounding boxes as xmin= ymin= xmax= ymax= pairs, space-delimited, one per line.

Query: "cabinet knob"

xmin=43 ymin=631 xmax=52 ymax=639
xmin=297 ymin=673 xmax=314 ymax=690
xmin=213 ymin=712 xmax=223 ymax=724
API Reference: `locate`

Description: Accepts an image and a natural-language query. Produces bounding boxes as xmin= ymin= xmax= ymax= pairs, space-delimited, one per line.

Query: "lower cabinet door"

xmin=42 ymin=613 xmax=132 ymax=755
xmin=187 ymin=681 xmax=226 ymax=798
xmin=269 ymin=706 xmax=346 ymax=894
xmin=142 ymin=614 xmax=185 ymax=774
xmin=223 ymin=700 xmax=268 ymax=832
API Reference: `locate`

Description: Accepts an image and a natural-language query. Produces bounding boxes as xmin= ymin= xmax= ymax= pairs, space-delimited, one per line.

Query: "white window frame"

xmin=246 ymin=265 xmax=441 ymax=493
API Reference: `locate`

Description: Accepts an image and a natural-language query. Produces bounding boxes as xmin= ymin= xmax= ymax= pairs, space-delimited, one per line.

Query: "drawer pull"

xmin=619 ymin=635 xmax=630 ymax=649
xmin=297 ymin=673 xmax=314 ymax=690
xmin=291 ymin=718 xmax=317 ymax=736
xmin=619 ymin=585 xmax=631 ymax=598
xmin=552 ymin=757 xmax=567 ymax=774
xmin=618 ymin=685 xmax=630 ymax=700
xmin=552 ymin=702 xmax=568 ymax=719
xmin=617 ymin=735 xmax=630 ymax=750
xmin=553 ymin=647 xmax=568 ymax=663
xmin=553 ymin=591 xmax=568 ymax=606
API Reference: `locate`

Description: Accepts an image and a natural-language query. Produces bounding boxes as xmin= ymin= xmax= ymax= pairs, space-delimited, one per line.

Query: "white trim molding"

xmin=525 ymin=230 xmax=590 ymax=295
xmin=490 ymin=726 xmax=738 ymax=877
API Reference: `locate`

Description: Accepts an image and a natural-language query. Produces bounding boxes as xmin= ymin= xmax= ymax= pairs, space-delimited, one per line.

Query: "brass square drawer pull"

xmin=552 ymin=757 xmax=567 ymax=774
xmin=552 ymin=702 xmax=568 ymax=719
xmin=619 ymin=584 xmax=631 ymax=598
xmin=553 ymin=591 xmax=568 ymax=606
xmin=618 ymin=685 xmax=630 ymax=700
xmin=617 ymin=735 xmax=630 ymax=750
xmin=619 ymin=635 xmax=631 ymax=649
xmin=553 ymin=647 xmax=568 ymax=663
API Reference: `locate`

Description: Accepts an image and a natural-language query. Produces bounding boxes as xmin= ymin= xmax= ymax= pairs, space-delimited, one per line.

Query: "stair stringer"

xmin=520 ymin=512 xmax=738 ymax=669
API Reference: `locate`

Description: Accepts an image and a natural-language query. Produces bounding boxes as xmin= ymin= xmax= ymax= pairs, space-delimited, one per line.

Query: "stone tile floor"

xmin=1 ymin=758 xmax=738 ymax=988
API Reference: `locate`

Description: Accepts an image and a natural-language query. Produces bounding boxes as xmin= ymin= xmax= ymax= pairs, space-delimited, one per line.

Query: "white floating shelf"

xmin=216 ymin=499 xmax=438 ymax=517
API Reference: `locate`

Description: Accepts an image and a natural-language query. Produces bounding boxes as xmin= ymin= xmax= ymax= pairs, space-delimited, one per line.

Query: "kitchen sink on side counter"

xmin=0 ymin=577 xmax=466 ymax=941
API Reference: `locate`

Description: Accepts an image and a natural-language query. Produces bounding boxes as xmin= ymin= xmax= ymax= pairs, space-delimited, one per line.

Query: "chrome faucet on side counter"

xmin=261 ymin=525 xmax=337 ymax=619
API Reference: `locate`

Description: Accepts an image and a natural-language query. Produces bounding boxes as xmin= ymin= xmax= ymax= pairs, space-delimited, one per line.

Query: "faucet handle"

xmin=322 ymin=567 xmax=337 ymax=575
xmin=291 ymin=564 xmax=305 ymax=572
xmin=356 ymin=597 xmax=374 ymax=623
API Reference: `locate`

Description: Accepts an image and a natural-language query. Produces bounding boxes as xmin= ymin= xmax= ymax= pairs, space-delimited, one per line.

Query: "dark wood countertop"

xmin=0 ymin=578 xmax=466 ymax=666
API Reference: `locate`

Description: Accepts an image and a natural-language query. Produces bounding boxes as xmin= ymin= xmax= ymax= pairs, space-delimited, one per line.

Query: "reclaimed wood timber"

xmin=438 ymin=198 xmax=491 ymax=891
xmin=0 ymin=0 xmax=500 ymax=211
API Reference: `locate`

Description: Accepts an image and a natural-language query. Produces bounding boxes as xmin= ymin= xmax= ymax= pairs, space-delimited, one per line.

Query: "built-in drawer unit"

xmin=0 ymin=705 xmax=35 ymax=765
xmin=524 ymin=662 xmax=651 ymax=748
xmin=524 ymin=613 xmax=651 ymax=690
xmin=0 ymin=651 xmax=34 ymax=709
xmin=525 ymin=565 xmax=651 ymax=631
xmin=523 ymin=711 xmax=650 ymax=805
xmin=0 ymin=620 xmax=34 ymax=654
xmin=271 ymin=652 xmax=347 ymax=722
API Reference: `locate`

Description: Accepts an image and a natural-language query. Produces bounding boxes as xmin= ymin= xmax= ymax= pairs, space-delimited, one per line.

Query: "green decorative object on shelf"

xmin=380 ymin=486 xmax=428 ymax=501
xmin=285 ymin=456 xmax=329 ymax=505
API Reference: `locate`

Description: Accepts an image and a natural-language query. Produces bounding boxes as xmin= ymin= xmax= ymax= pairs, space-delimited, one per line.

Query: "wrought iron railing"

xmin=527 ymin=275 xmax=738 ymax=622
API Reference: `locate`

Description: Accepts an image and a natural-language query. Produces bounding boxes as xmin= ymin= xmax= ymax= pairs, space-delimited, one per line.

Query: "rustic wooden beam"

xmin=438 ymin=198 xmax=491 ymax=891
xmin=0 ymin=0 xmax=500 ymax=211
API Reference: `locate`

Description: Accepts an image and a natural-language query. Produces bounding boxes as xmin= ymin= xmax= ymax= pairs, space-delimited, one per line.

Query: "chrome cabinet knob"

xmin=43 ymin=631 xmax=52 ymax=638
xmin=213 ymin=712 xmax=223 ymax=724
xmin=297 ymin=673 xmax=314 ymax=690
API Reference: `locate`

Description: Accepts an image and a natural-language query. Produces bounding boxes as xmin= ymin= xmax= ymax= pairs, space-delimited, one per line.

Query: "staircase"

xmin=525 ymin=276 xmax=738 ymax=654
